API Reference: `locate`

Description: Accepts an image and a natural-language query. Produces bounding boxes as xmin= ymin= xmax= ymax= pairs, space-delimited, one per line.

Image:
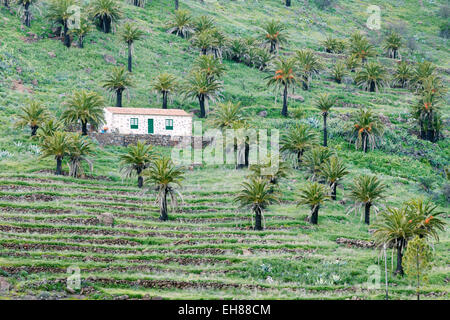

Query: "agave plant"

xmin=151 ymin=73 xmax=178 ymax=109
xmin=320 ymin=156 xmax=348 ymax=200
xmin=67 ymin=133 xmax=95 ymax=178
xmin=355 ymin=62 xmax=388 ymax=92
xmin=120 ymin=140 xmax=156 ymax=188
xmin=235 ymin=177 xmax=279 ymax=230
xmin=297 ymin=182 xmax=330 ymax=225
xmin=266 ymin=56 xmax=298 ymax=117
xmin=261 ymin=20 xmax=287 ymax=53
xmin=280 ymin=124 xmax=319 ymax=167
xmin=120 ymin=22 xmax=145 ymax=72
xmin=167 ymin=9 xmax=194 ymax=38
xmin=351 ymin=108 xmax=384 ymax=152
xmin=383 ymin=32 xmax=402 ymax=59
xmin=331 ymin=61 xmax=348 ymax=83
xmin=393 ymin=61 xmax=413 ymax=88
xmin=348 ymin=174 xmax=386 ymax=225
xmin=89 ymin=0 xmax=122 ymax=33
xmin=15 ymin=101 xmax=48 ymax=137
xmin=102 ymin=66 xmax=134 ymax=107
xmin=295 ymin=49 xmax=323 ymax=90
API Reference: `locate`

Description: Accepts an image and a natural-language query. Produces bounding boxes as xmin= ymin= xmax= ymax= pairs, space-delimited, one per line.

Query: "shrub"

xmin=313 ymin=0 xmax=334 ymax=10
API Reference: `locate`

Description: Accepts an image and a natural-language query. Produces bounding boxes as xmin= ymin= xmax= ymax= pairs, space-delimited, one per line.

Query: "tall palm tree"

xmin=120 ymin=22 xmax=144 ymax=72
xmin=89 ymin=0 xmax=122 ymax=33
xmin=182 ymin=71 xmax=222 ymax=118
xmin=234 ymin=177 xmax=279 ymax=230
xmin=193 ymin=54 xmax=226 ymax=80
xmin=412 ymin=61 xmax=437 ymax=92
xmin=167 ymin=9 xmax=194 ymax=38
xmin=102 ymin=66 xmax=133 ymax=107
xmin=295 ymin=49 xmax=323 ymax=90
xmin=373 ymin=207 xmax=419 ymax=276
xmin=120 ymin=140 xmax=155 ymax=188
xmin=152 ymin=73 xmax=178 ymax=109
xmin=280 ymin=124 xmax=318 ymax=167
xmin=15 ymin=101 xmax=48 ymax=137
xmin=16 ymin=0 xmax=38 ymax=27
xmin=405 ymin=199 xmax=446 ymax=241
xmin=266 ymin=57 xmax=297 ymax=117
xmin=331 ymin=61 xmax=348 ymax=84
xmin=297 ymin=182 xmax=329 ymax=225
xmin=69 ymin=16 xmax=92 ymax=48
xmin=355 ymin=61 xmax=388 ymax=92
xmin=210 ymin=28 xmax=228 ymax=60
xmin=208 ymin=101 xmax=247 ymax=129
xmin=315 ymin=93 xmax=336 ymax=147
xmin=144 ymin=157 xmax=184 ymax=221
xmin=320 ymin=156 xmax=348 ymax=200
xmin=393 ymin=61 xmax=413 ymax=88
xmin=47 ymin=0 xmax=79 ymax=47
xmin=128 ymin=0 xmax=145 ymax=7
xmin=383 ymin=32 xmax=402 ymax=59
xmin=261 ymin=20 xmax=287 ymax=53
xmin=37 ymin=118 xmax=63 ymax=141
xmin=349 ymin=174 xmax=386 ymax=225
xmin=411 ymin=87 xmax=444 ymax=142
xmin=67 ymin=133 xmax=94 ymax=178
xmin=61 ymin=90 xmax=105 ymax=135
xmin=39 ymin=131 xmax=71 ymax=175
xmin=303 ymin=146 xmax=333 ymax=181
xmin=351 ymin=108 xmax=384 ymax=153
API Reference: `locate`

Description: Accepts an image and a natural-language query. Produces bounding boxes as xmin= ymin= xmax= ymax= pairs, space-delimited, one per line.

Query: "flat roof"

xmin=105 ymin=107 xmax=193 ymax=117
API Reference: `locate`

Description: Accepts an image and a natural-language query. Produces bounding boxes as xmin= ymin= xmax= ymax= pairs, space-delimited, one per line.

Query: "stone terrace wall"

xmin=89 ymin=133 xmax=211 ymax=148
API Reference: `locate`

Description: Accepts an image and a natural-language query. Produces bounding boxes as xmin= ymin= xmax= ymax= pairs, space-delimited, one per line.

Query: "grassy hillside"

xmin=0 ymin=0 xmax=448 ymax=299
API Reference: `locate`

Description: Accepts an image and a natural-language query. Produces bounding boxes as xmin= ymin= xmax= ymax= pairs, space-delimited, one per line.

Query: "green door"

xmin=148 ymin=119 xmax=154 ymax=134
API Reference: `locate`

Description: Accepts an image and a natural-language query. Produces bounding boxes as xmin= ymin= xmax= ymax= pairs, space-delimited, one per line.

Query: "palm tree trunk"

xmin=56 ymin=157 xmax=63 ymax=175
xmin=31 ymin=125 xmax=38 ymax=136
xmin=310 ymin=205 xmax=319 ymax=224
xmin=102 ymin=16 xmax=111 ymax=33
xmin=3 ymin=0 xmax=9 ymax=8
xmin=254 ymin=207 xmax=263 ymax=230
xmin=302 ymin=76 xmax=309 ymax=90
xmin=116 ymin=89 xmax=123 ymax=107
xmin=395 ymin=239 xmax=404 ymax=276
xmin=363 ymin=133 xmax=368 ymax=153
xmin=159 ymin=189 xmax=168 ymax=221
xmin=285 ymin=0 xmax=291 ymax=6
xmin=81 ymin=121 xmax=88 ymax=135
xmin=323 ymin=112 xmax=328 ymax=147
xmin=127 ymin=43 xmax=133 ymax=72
xmin=331 ymin=182 xmax=337 ymax=200
xmin=270 ymin=41 xmax=276 ymax=53
xmin=281 ymin=83 xmax=288 ymax=117
xmin=78 ymin=36 xmax=84 ymax=48
xmin=297 ymin=149 xmax=304 ymax=165
xmin=369 ymin=81 xmax=376 ymax=92
xmin=162 ymin=91 xmax=168 ymax=109
xmin=63 ymin=21 xmax=71 ymax=48
xmin=137 ymin=167 xmax=143 ymax=188
xmin=199 ymin=94 xmax=206 ymax=118
xmin=364 ymin=202 xmax=371 ymax=225
xmin=175 ymin=0 xmax=179 ymax=10
xmin=24 ymin=3 xmax=31 ymax=27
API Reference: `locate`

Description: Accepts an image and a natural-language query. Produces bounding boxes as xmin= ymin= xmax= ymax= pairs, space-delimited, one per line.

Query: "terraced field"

xmin=0 ymin=169 xmax=447 ymax=300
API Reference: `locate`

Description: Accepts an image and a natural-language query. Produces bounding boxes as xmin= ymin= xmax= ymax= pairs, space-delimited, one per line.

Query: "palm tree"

xmin=69 ymin=16 xmax=92 ymax=48
xmin=355 ymin=62 xmax=388 ymax=92
xmin=297 ymin=182 xmax=329 ymax=225
xmin=349 ymin=33 xmax=375 ymax=64
xmin=194 ymin=15 xmax=215 ymax=33
xmin=346 ymin=54 xmax=360 ymax=72
xmin=280 ymin=124 xmax=318 ymax=167
xmin=67 ymin=133 xmax=94 ymax=178
xmin=89 ymin=0 xmax=122 ymax=33
xmin=234 ymin=177 xmax=279 ymax=230
xmin=295 ymin=49 xmax=322 ymax=90
xmin=15 ymin=101 xmax=48 ymax=137
xmin=61 ymin=90 xmax=105 ymax=135
xmin=373 ymin=207 xmax=419 ymax=276
xmin=167 ymin=9 xmax=194 ymax=38
xmin=349 ymin=175 xmax=386 ymax=225
xmin=351 ymin=108 xmax=384 ymax=152
xmin=182 ymin=71 xmax=222 ymax=118
xmin=144 ymin=157 xmax=185 ymax=221
xmin=405 ymin=199 xmax=446 ymax=241
xmin=210 ymin=29 xmax=228 ymax=60
xmin=303 ymin=146 xmax=333 ymax=181
xmin=320 ymin=156 xmax=348 ymax=200
xmin=266 ymin=57 xmax=297 ymax=117
xmin=393 ymin=61 xmax=413 ymax=88
xmin=209 ymin=101 xmax=247 ymax=129
xmin=331 ymin=61 xmax=347 ymax=84
xmin=322 ymin=35 xmax=345 ymax=53
xmin=102 ymin=66 xmax=133 ymax=108
xmin=193 ymin=54 xmax=226 ymax=80
xmin=37 ymin=118 xmax=63 ymax=141
xmin=190 ymin=29 xmax=216 ymax=55
xmin=383 ymin=32 xmax=402 ymax=59
xmin=39 ymin=131 xmax=71 ymax=175
xmin=412 ymin=61 xmax=437 ymax=92
xmin=249 ymin=158 xmax=290 ymax=185
xmin=315 ymin=93 xmax=336 ymax=147
xmin=128 ymin=0 xmax=145 ymax=7
xmin=120 ymin=22 xmax=144 ymax=72
xmin=16 ymin=0 xmax=38 ymax=27
xmin=261 ymin=20 xmax=287 ymax=53
xmin=120 ymin=140 xmax=155 ymax=188
xmin=47 ymin=0 xmax=79 ymax=47
xmin=152 ymin=73 xmax=178 ymax=109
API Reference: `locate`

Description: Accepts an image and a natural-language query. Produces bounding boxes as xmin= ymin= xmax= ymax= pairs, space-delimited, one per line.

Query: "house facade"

xmin=102 ymin=107 xmax=193 ymax=136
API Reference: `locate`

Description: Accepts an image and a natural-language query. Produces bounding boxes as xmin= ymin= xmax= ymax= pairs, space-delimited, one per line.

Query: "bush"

xmin=313 ymin=0 xmax=334 ymax=10
xmin=438 ymin=5 xmax=450 ymax=19
xmin=439 ymin=21 xmax=450 ymax=39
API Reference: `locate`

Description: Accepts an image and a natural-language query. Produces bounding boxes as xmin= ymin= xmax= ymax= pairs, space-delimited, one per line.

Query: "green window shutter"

xmin=165 ymin=119 xmax=173 ymax=130
xmin=130 ymin=118 xmax=138 ymax=129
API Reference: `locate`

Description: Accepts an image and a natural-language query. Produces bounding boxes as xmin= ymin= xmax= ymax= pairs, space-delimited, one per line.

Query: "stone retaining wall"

xmin=89 ymin=133 xmax=210 ymax=148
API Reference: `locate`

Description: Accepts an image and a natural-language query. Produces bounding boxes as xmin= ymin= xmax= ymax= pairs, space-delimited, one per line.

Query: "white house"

xmin=102 ymin=107 xmax=193 ymax=136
